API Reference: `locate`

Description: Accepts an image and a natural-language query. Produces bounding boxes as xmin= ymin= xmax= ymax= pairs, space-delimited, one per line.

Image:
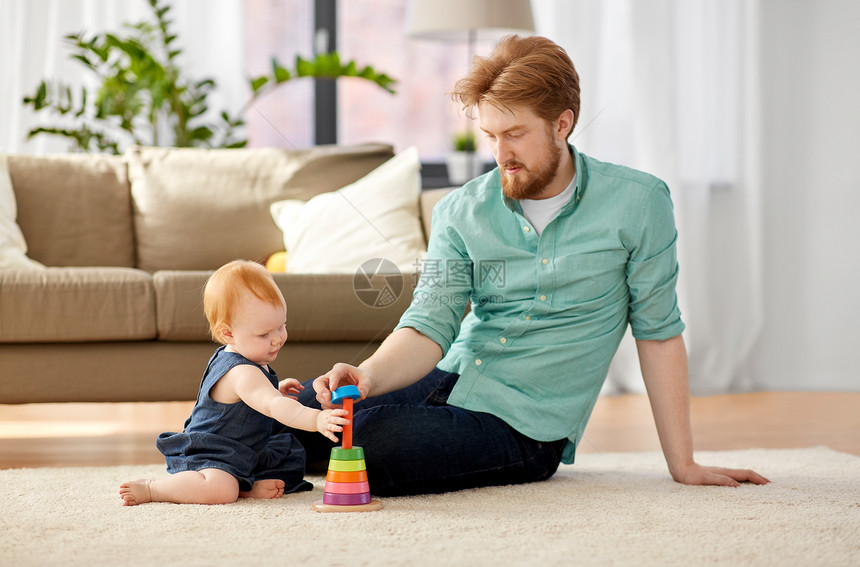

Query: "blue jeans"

xmin=285 ymin=368 xmax=567 ymax=496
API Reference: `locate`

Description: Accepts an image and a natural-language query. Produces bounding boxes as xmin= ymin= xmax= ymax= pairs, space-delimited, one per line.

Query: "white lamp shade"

xmin=405 ymin=0 xmax=535 ymax=42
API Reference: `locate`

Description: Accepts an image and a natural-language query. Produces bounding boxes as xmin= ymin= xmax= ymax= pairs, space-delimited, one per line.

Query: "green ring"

xmin=330 ymin=447 xmax=365 ymax=461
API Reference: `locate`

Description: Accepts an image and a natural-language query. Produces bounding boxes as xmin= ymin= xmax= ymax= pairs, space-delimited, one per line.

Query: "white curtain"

xmin=534 ymin=0 xmax=764 ymax=394
xmin=0 ymin=0 xmax=245 ymax=154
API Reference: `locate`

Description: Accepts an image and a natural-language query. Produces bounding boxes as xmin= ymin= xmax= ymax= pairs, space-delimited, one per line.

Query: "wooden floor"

xmin=0 ymin=392 xmax=857 ymax=469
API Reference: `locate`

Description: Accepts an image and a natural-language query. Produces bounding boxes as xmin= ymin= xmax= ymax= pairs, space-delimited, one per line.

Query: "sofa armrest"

xmin=418 ymin=187 xmax=454 ymax=245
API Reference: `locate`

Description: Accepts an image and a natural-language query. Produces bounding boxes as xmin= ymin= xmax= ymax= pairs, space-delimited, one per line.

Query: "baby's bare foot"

xmin=119 ymin=479 xmax=152 ymax=506
xmin=239 ymin=479 xmax=285 ymax=499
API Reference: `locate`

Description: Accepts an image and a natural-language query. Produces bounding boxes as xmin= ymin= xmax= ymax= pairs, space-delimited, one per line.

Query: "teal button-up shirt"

xmin=396 ymin=146 xmax=684 ymax=464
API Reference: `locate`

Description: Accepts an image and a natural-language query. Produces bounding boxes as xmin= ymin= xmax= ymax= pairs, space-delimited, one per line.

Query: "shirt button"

xmin=525 ymin=315 xmax=531 ymax=320
xmin=500 ymin=337 xmax=507 ymax=344
xmin=523 ymin=226 xmax=530 ymax=232
xmin=542 ymin=258 xmax=549 ymax=265
xmin=540 ymin=294 xmax=547 ymax=301
xmin=475 ymin=359 xmax=482 ymax=366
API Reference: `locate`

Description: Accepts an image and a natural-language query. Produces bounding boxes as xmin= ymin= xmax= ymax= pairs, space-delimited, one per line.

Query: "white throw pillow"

xmin=0 ymin=153 xmax=44 ymax=270
xmin=270 ymin=147 xmax=426 ymax=274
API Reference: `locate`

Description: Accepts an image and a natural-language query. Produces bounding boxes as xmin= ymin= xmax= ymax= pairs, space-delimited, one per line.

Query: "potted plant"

xmin=21 ymin=0 xmax=395 ymax=153
xmin=446 ymin=129 xmax=483 ymax=185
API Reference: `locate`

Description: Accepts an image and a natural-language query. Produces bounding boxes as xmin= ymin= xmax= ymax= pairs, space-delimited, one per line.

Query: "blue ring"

xmin=331 ymin=384 xmax=361 ymax=404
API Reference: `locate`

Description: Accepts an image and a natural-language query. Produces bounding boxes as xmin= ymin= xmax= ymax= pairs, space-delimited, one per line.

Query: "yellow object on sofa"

xmin=266 ymin=251 xmax=287 ymax=272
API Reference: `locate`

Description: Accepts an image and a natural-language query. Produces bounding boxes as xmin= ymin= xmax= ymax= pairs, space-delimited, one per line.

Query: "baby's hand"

xmin=278 ymin=378 xmax=304 ymax=399
xmin=316 ymin=409 xmax=350 ymax=443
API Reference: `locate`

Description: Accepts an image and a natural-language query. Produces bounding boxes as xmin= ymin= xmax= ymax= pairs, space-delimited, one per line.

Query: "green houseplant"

xmin=452 ymin=130 xmax=477 ymax=153
xmin=22 ymin=0 xmax=396 ymax=153
xmin=447 ymin=129 xmax=483 ymax=185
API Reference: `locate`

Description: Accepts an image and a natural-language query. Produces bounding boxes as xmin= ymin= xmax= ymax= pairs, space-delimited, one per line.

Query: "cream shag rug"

xmin=1 ymin=447 xmax=858 ymax=567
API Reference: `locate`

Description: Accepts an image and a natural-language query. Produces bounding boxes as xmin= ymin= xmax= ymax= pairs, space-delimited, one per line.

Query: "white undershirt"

xmin=519 ymin=175 xmax=577 ymax=235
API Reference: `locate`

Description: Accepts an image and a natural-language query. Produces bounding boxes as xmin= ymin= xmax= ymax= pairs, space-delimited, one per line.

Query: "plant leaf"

xmin=250 ymin=76 xmax=269 ymax=92
xmin=272 ymin=57 xmax=291 ymax=82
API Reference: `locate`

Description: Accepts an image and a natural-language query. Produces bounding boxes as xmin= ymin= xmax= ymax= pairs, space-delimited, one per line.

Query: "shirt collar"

xmin=567 ymin=145 xmax=587 ymax=212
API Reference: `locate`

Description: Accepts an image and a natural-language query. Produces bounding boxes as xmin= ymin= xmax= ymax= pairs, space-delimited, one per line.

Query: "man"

xmin=291 ymin=35 xmax=769 ymax=495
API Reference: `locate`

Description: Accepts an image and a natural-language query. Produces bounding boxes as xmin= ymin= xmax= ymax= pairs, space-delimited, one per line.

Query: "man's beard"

xmin=500 ymin=141 xmax=562 ymax=200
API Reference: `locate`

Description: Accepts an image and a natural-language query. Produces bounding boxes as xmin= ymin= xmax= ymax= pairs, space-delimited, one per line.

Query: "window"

xmin=243 ymin=0 xmax=493 ymax=166
xmin=243 ymin=0 xmax=314 ymax=149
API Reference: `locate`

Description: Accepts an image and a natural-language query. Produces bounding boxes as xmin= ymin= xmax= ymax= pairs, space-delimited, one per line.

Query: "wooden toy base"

xmin=311 ymin=499 xmax=383 ymax=513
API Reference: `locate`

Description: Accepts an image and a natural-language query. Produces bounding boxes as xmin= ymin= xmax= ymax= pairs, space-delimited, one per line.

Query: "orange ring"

xmin=325 ymin=481 xmax=370 ymax=495
xmin=326 ymin=469 xmax=368 ymax=483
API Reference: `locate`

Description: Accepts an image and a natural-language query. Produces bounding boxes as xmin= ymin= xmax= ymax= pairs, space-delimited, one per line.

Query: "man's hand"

xmin=313 ymin=363 xmax=372 ymax=409
xmin=671 ymin=462 xmax=770 ymax=487
xmin=312 ymin=328 xmax=441 ymax=409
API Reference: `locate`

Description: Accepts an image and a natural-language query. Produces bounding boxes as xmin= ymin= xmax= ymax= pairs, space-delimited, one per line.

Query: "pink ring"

xmin=324 ymin=481 xmax=370 ymax=495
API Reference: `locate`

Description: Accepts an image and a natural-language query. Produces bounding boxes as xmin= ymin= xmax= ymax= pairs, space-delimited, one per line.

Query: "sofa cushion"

xmin=153 ymin=270 xmax=413 ymax=342
xmin=8 ymin=154 xmax=134 ymax=267
xmin=152 ymin=271 xmax=211 ymax=341
xmin=127 ymin=143 xmax=395 ymax=272
xmin=270 ymin=147 xmax=426 ymax=274
xmin=0 ymin=153 xmax=44 ymax=270
xmin=0 ymin=267 xmax=156 ymax=342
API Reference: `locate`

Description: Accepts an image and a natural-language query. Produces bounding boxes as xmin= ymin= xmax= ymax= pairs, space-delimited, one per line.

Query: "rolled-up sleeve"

xmin=624 ymin=181 xmax=685 ymax=340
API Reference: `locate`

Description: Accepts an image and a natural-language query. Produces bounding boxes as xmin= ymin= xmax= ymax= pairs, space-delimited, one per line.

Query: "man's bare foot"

xmin=119 ymin=479 xmax=153 ymax=506
xmin=239 ymin=479 xmax=285 ymax=499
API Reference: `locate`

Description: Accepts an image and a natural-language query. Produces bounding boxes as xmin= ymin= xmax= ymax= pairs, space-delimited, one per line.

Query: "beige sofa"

xmin=0 ymin=143 xmax=450 ymax=404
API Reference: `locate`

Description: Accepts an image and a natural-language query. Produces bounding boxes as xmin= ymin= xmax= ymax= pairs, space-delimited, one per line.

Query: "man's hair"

xmin=450 ymin=35 xmax=581 ymax=139
xmin=203 ymin=259 xmax=285 ymax=344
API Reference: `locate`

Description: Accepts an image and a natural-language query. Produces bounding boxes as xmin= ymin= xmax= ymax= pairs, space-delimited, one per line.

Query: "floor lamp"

xmin=404 ymin=0 xmax=535 ymax=184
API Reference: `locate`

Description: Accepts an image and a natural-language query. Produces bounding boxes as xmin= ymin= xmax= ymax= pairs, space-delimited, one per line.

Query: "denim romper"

xmin=156 ymin=346 xmax=312 ymax=494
